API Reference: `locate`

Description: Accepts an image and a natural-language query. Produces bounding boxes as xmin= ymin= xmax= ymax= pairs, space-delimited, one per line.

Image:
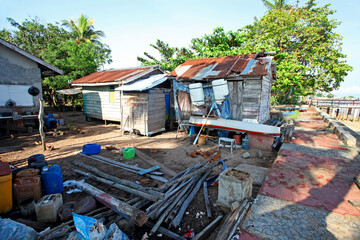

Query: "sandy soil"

xmin=0 ymin=109 xmax=277 ymax=239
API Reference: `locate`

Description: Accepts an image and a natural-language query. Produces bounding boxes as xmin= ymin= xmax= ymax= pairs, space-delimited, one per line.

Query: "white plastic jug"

xmin=189 ymin=83 xmax=205 ymax=106
xmin=212 ymin=79 xmax=229 ymax=104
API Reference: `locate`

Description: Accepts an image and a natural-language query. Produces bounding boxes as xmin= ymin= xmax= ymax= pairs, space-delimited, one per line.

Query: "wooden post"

xmin=74 ymin=180 xmax=148 ymax=227
xmin=38 ymin=98 xmax=46 ymax=151
xmin=354 ymin=108 xmax=360 ymax=122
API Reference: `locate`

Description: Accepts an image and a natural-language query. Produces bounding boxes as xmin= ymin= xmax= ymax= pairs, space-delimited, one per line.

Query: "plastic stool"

xmin=218 ymin=137 xmax=236 ymax=154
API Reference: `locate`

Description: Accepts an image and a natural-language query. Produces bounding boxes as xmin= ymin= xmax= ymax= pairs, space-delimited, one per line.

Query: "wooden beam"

xmin=74 ymin=181 xmax=148 ymax=227
xmin=170 ymin=170 xmax=211 ymax=228
xmin=203 ymin=182 xmax=212 ymax=218
xmin=73 ymin=169 xmax=160 ymax=202
xmin=67 ymin=159 xmax=162 ymax=197
xmin=135 ymin=149 xmax=177 ymax=177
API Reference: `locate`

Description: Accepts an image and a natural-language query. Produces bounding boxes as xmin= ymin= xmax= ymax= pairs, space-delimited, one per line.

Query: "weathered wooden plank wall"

xmin=242 ymin=79 xmax=261 ymax=122
xmin=148 ymin=89 xmax=166 ymax=133
xmin=258 ymin=73 xmax=272 ymax=124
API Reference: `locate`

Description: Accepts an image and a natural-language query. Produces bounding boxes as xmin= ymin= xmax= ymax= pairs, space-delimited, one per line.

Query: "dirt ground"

xmin=0 ymin=109 xmax=277 ymax=239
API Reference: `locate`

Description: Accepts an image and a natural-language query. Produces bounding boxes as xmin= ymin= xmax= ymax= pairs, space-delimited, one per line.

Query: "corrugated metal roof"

xmin=117 ymin=74 xmax=167 ymax=91
xmin=170 ymin=53 xmax=274 ymax=81
xmin=71 ymin=66 xmax=159 ymax=84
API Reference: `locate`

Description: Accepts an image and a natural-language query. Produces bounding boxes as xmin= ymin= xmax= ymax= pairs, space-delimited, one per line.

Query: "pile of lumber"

xmin=40 ymin=150 xmax=251 ymax=239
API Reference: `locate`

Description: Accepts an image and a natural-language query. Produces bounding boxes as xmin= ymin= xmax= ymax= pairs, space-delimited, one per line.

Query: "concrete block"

xmin=235 ymin=164 xmax=270 ymax=185
xmin=217 ymin=168 xmax=252 ymax=208
xmin=248 ymin=133 xmax=274 ymax=151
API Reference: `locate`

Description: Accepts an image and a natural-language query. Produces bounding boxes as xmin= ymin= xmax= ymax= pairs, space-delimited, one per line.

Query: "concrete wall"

xmin=0 ymin=45 xmax=42 ymax=113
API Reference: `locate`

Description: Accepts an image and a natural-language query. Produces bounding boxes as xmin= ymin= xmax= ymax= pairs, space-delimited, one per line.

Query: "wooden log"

xmin=146 ymin=221 xmax=186 ymax=240
xmin=215 ymin=200 xmax=247 ymax=240
xmin=74 ymin=180 xmax=148 ymax=227
xmin=192 ymin=215 xmax=223 ymax=240
xmin=73 ymin=169 xmax=160 ymax=202
xmin=39 ymin=98 xmax=46 ymax=151
xmin=135 ymin=148 xmax=177 ymax=177
xmin=203 ymin=182 xmax=212 ymax=218
xmin=67 ymin=159 xmax=162 ymax=197
xmin=170 ymin=170 xmax=211 ymax=228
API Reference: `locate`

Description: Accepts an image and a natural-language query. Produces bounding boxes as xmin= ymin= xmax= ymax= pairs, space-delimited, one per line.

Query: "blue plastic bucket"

xmin=41 ymin=164 xmax=64 ymax=195
xmin=82 ymin=144 xmax=101 ymax=155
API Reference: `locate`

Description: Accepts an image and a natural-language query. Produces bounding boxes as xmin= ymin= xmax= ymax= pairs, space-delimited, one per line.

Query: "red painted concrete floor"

xmin=261 ymin=150 xmax=360 ymax=216
xmin=295 ymin=120 xmax=328 ymax=129
xmin=239 ymin=231 xmax=263 ymax=240
xmin=291 ymin=130 xmax=349 ymax=150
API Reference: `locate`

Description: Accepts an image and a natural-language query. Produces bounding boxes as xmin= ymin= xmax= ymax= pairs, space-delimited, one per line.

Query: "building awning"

xmin=116 ymin=74 xmax=168 ymax=91
xmin=56 ymin=88 xmax=82 ymax=95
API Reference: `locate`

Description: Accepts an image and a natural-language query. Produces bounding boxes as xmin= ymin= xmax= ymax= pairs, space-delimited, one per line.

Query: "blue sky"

xmin=1 ymin=0 xmax=359 ymax=97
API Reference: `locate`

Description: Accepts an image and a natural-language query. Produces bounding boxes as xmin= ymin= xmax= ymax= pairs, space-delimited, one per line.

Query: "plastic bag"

xmin=0 ymin=218 xmax=38 ymax=240
xmin=105 ymin=223 xmax=129 ymax=240
xmin=72 ymin=213 xmax=106 ymax=240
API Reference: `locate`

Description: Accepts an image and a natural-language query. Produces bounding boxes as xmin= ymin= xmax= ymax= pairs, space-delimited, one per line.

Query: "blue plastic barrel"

xmin=41 ymin=164 xmax=64 ymax=195
xmin=242 ymin=135 xmax=250 ymax=150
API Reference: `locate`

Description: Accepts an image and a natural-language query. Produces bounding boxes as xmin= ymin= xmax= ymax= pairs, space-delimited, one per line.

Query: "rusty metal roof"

xmin=72 ymin=66 xmax=161 ymax=85
xmin=170 ymin=53 xmax=274 ymax=81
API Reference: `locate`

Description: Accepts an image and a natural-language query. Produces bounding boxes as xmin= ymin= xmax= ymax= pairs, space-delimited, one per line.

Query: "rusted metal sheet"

xmin=170 ymin=53 xmax=274 ymax=81
xmin=72 ymin=66 xmax=153 ymax=84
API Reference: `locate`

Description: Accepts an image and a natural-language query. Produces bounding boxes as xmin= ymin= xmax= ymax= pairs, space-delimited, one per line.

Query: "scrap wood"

xmin=73 ymin=180 xmax=148 ymax=227
xmin=77 ymin=152 xmax=168 ymax=182
xmin=73 ymin=169 xmax=161 ymax=202
xmin=203 ymin=182 xmax=212 ymax=218
xmin=150 ymin=178 xmax=196 ymax=235
xmin=78 ymin=152 xmax=163 ymax=176
xmin=135 ymin=148 xmax=177 ymax=177
xmin=67 ymin=159 xmax=162 ymax=197
xmin=226 ymin=202 xmax=250 ymax=240
xmin=158 ymin=156 xmax=230 ymax=191
xmin=146 ymin=221 xmax=186 ymax=240
xmin=216 ymin=199 xmax=248 ymax=240
xmin=170 ymin=170 xmax=211 ymax=228
xmin=186 ymin=150 xmax=221 ymax=161
xmin=192 ymin=215 xmax=223 ymax=240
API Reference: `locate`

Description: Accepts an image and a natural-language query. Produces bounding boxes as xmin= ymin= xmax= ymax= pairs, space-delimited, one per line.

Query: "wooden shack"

xmin=169 ymin=53 xmax=276 ymax=124
xmin=71 ymin=66 xmax=169 ymax=136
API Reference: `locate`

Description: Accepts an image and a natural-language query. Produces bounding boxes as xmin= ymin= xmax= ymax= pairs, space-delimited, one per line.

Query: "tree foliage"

xmin=243 ymin=1 xmax=352 ymax=102
xmin=262 ymin=0 xmax=288 ymax=10
xmin=62 ymin=14 xmax=105 ymax=43
xmin=0 ymin=17 xmax=112 ymax=106
xmin=138 ymin=1 xmax=352 ymax=104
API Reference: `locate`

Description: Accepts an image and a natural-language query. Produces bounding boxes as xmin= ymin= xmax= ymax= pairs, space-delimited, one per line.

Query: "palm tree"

xmin=62 ymin=14 xmax=104 ymax=43
xmin=262 ymin=0 xmax=288 ymax=10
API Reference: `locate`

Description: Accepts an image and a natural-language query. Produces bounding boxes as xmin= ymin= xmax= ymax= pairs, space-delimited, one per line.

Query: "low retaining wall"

xmin=314 ymin=107 xmax=357 ymax=147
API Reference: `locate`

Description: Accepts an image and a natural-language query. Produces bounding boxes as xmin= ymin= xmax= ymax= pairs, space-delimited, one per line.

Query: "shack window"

xmin=109 ymin=86 xmax=115 ymax=103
